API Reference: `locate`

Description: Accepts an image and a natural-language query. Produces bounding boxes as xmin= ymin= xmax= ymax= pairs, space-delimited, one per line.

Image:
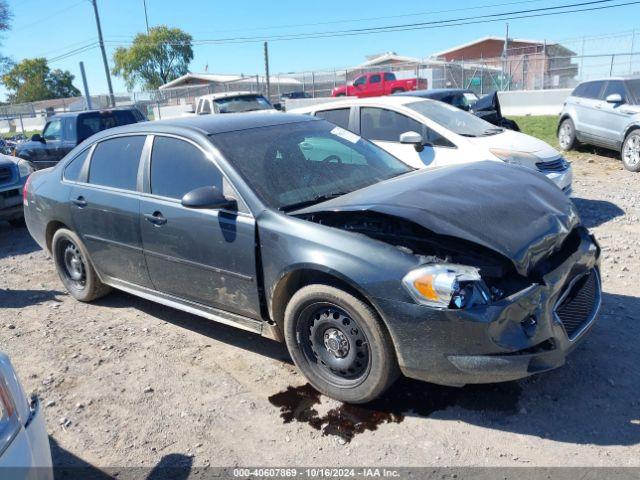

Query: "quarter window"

xmin=64 ymin=148 xmax=90 ymax=182
xmin=88 ymin=136 xmax=145 ymax=190
xmin=150 ymin=137 xmax=223 ymax=200
xmin=315 ymin=108 xmax=350 ymax=129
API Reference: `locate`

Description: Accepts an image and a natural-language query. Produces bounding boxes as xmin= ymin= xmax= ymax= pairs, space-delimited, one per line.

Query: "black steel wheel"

xmin=284 ymin=284 xmax=399 ymax=403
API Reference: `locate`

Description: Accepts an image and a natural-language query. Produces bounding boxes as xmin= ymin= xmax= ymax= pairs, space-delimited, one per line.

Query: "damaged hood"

xmin=294 ymin=162 xmax=579 ymax=275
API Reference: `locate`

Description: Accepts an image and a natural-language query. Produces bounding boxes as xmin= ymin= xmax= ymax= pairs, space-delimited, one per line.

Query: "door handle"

xmin=71 ymin=196 xmax=87 ymax=208
xmin=144 ymin=211 xmax=167 ymax=226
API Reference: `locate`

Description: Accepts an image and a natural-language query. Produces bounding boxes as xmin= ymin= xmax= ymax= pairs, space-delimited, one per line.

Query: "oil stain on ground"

xmin=268 ymin=378 xmax=521 ymax=442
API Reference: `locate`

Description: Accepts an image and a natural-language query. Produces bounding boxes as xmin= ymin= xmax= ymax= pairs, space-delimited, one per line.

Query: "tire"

xmin=391 ymin=88 xmax=405 ymax=94
xmin=8 ymin=217 xmax=25 ymax=228
xmin=558 ymin=118 xmax=577 ymax=151
xmin=51 ymin=228 xmax=111 ymax=302
xmin=283 ymin=284 xmax=399 ymax=403
xmin=621 ymin=130 xmax=640 ymax=172
xmin=335 ymin=93 xmax=346 ymax=97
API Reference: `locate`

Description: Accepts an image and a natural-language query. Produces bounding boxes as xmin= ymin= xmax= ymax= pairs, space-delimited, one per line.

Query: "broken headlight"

xmin=402 ymin=264 xmax=490 ymax=309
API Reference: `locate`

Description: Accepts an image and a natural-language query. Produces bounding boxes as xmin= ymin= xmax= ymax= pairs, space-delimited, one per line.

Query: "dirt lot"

xmin=1 ymin=148 xmax=639 ymax=472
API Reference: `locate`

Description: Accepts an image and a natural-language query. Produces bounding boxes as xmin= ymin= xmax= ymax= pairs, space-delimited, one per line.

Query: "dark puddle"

xmin=268 ymin=378 xmax=521 ymax=442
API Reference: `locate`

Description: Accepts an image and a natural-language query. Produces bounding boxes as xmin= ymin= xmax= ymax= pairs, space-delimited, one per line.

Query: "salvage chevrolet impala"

xmin=23 ymin=114 xmax=601 ymax=403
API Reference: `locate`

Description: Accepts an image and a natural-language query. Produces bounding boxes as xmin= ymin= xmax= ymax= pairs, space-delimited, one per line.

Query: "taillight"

xmin=23 ymin=174 xmax=32 ymax=205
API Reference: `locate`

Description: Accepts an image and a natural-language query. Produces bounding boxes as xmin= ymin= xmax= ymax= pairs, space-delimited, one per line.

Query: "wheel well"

xmin=557 ymin=115 xmax=572 ymax=134
xmin=45 ymin=221 xmax=69 ymax=254
xmin=624 ymin=125 xmax=640 ymax=141
xmin=271 ymin=269 xmax=376 ymax=331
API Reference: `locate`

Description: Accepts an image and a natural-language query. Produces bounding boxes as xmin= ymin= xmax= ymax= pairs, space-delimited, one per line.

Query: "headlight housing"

xmin=489 ymin=148 xmax=539 ymax=167
xmin=0 ymin=373 xmax=20 ymax=456
xmin=402 ymin=264 xmax=490 ymax=309
xmin=17 ymin=159 xmax=34 ymax=178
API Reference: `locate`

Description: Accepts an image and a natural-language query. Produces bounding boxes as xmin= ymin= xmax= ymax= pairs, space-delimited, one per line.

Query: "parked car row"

xmin=23 ymin=112 xmax=601 ymax=404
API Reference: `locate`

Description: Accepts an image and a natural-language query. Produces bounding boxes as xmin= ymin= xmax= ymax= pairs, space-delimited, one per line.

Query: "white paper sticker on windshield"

xmin=330 ymin=126 xmax=361 ymax=144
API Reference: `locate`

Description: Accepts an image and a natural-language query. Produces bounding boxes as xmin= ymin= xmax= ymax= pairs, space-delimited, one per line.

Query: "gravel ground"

xmin=0 ymin=149 xmax=639 ymax=471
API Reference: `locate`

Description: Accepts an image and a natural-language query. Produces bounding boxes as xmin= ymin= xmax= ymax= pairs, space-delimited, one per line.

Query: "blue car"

xmin=0 ymin=154 xmax=34 ymax=227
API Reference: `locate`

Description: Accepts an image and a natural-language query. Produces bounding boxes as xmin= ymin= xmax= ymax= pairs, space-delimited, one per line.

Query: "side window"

xmin=360 ymin=107 xmax=425 ymax=142
xmin=582 ymin=81 xmax=605 ymax=99
xmin=63 ymin=148 xmax=90 ymax=182
xmin=370 ymin=74 xmax=381 ymax=84
xmin=150 ymin=137 xmax=223 ymax=200
xmin=88 ymin=136 xmax=145 ymax=190
xmin=43 ymin=120 xmax=62 ymax=141
xmin=572 ymin=83 xmax=587 ymax=97
xmin=602 ymin=80 xmax=627 ymax=101
xmin=384 ymin=72 xmax=395 ymax=81
xmin=63 ymin=117 xmax=76 ymax=142
xmin=315 ymin=108 xmax=351 ymax=130
xmin=353 ymin=76 xmax=366 ymax=87
xmin=200 ymin=100 xmax=212 ymax=114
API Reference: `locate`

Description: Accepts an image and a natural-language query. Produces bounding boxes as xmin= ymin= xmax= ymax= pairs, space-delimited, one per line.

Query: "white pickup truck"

xmin=194 ymin=91 xmax=276 ymax=115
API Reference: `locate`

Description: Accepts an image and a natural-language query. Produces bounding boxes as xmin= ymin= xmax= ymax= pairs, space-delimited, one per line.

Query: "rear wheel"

xmin=622 ymin=130 xmax=640 ymax=172
xmin=391 ymin=88 xmax=405 ymax=94
xmin=284 ymin=284 xmax=398 ymax=403
xmin=52 ymin=228 xmax=111 ymax=302
xmin=558 ymin=118 xmax=577 ymax=151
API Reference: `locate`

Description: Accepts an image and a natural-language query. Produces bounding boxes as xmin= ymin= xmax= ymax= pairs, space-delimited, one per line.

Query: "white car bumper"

xmin=0 ymin=397 xmax=53 ymax=480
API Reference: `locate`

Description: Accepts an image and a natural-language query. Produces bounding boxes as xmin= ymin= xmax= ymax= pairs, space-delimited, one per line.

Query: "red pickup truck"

xmin=331 ymin=71 xmax=427 ymax=98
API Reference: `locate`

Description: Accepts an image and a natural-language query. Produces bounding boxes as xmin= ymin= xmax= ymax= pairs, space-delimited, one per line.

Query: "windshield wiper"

xmin=280 ymin=192 xmax=350 ymax=212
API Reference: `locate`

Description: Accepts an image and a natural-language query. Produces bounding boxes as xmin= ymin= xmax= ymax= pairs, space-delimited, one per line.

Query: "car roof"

xmin=86 ymin=112 xmax=320 ymax=140
xmin=196 ymin=91 xmax=264 ymax=101
xmin=49 ymin=107 xmax=140 ymax=120
xmin=289 ymin=95 xmax=430 ymax=112
xmin=578 ymin=76 xmax=640 ymax=83
xmin=397 ymin=88 xmax=474 ymax=98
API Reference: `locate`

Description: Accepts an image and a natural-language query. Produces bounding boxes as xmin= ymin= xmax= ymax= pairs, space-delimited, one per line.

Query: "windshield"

xmin=626 ymin=80 xmax=640 ymax=104
xmin=211 ymin=120 xmax=412 ymax=210
xmin=214 ymin=95 xmax=273 ymax=113
xmin=407 ymin=99 xmax=503 ymax=137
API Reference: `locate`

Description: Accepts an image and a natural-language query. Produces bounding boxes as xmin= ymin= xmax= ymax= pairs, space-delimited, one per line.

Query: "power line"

xmin=13 ymin=0 xmax=87 ymax=31
xmin=102 ymin=0 xmax=635 ymax=46
xmin=47 ymin=42 xmax=99 ymax=63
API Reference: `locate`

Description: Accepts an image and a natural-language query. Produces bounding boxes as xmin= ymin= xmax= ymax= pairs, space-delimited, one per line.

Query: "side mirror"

xmin=606 ymin=93 xmax=623 ymax=104
xmin=399 ymin=131 xmax=425 ymax=152
xmin=181 ymin=186 xmax=237 ymax=210
xmin=31 ymin=133 xmax=44 ymax=143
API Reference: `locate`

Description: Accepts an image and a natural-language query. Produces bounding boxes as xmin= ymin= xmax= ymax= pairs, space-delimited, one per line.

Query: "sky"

xmin=2 ymin=0 xmax=640 ymax=100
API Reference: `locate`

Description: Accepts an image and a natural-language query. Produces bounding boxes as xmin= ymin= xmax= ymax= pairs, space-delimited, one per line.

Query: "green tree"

xmin=1 ymin=58 xmax=80 ymax=103
xmin=112 ymin=25 xmax=193 ymax=90
xmin=0 ymin=0 xmax=12 ymax=74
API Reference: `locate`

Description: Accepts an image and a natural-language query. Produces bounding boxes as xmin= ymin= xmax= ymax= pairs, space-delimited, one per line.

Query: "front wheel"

xmin=284 ymin=284 xmax=399 ymax=403
xmin=558 ymin=118 xmax=577 ymax=151
xmin=622 ymin=130 xmax=640 ymax=172
xmin=52 ymin=228 xmax=111 ymax=302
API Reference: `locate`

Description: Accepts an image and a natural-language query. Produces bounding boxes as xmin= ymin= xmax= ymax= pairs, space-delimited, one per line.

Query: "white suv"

xmin=292 ymin=96 xmax=572 ymax=194
xmin=558 ymin=77 xmax=640 ymax=171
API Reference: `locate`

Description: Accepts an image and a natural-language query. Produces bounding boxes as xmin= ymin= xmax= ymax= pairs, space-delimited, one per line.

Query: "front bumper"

xmin=0 ymin=397 xmax=53 ymax=479
xmin=0 ymin=183 xmax=24 ymax=221
xmin=543 ymin=165 xmax=573 ymax=196
xmin=376 ymin=229 xmax=600 ymax=386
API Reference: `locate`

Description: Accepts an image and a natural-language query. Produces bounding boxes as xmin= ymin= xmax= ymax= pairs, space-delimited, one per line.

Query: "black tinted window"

xmin=88 ymin=136 xmax=145 ymax=190
xmin=64 ymin=148 xmax=90 ymax=182
xmin=151 ymin=137 xmax=223 ymax=199
xmin=315 ymin=108 xmax=350 ymax=129
xmin=78 ymin=112 xmax=137 ymax=141
xmin=603 ymin=80 xmax=627 ymax=101
xmin=370 ymin=74 xmax=381 ymax=84
xmin=384 ymin=72 xmax=395 ymax=81
xmin=360 ymin=107 xmax=424 ymax=142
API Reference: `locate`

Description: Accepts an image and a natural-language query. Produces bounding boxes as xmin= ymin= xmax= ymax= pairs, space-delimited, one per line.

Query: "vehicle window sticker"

xmin=330 ymin=126 xmax=360 ymax=144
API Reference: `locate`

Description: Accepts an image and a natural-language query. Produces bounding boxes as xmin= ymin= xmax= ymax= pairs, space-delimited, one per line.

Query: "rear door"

xmin=139 ymin=135 xmax=261 ymax=319
xmin=365 ymin=74 xmax=384 ymax=98
xmin=573 ymin=81 xmax=606 ymax=138
xmin=69 ymin=134 xmax=152 ymax=288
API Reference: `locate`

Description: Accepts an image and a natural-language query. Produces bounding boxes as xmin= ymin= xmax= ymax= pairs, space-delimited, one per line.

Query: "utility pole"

xmin=91 ymin=0 xmax=115 ymax=107
xmin=142 ymin=0 xmax=150 ymax=34
xmin=263 ymin=41 xmax=271 ymax=102
xmin=79 ymin=61 xmax=93 ymax=110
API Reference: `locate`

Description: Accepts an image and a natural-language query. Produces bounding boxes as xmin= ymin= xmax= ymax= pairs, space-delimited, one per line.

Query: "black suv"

xmin=16 ymin=108 xmax=146 ymax=170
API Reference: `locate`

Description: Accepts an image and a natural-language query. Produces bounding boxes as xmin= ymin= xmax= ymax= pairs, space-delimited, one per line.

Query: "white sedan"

xmin=0 ymin=353 xmax=52 ymax=479
xmin=291 ymin=96 xmax=573 ymax=195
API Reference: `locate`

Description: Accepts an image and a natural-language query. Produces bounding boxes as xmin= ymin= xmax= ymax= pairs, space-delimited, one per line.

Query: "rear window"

xmin=213 ymin=95 xmax=272 ymax=114
xmin=88 ymin=136 xmax=145 ymax=190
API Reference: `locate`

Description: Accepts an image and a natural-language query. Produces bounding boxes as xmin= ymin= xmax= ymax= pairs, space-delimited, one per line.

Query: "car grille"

xmin=0 ymin=166 xmax=13 ymax=186
xmin=0 ymin=188 xmax=19 ymax=199
xmin=554 ymin=269 xmax=601 ymax=340
xmin=537 ymin=157 xmax=569 ymax=172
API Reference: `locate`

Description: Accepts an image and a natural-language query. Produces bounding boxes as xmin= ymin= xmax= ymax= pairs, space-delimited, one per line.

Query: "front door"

xmin=140 ymin=135 xmax=261 ymax=319
xmin=596 ymin=80 xmax=638 ymax=147
xmin=69 ymin=135 xmax=152 ymax=288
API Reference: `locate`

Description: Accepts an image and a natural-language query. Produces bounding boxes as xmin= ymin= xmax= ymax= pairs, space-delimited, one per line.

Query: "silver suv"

xmin=558 ymin=77 xmax=640 ymax=171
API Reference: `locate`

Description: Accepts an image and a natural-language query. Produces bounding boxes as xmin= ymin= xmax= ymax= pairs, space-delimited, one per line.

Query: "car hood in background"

xmin=294 ymin=162 xmax=579 ymax=276
xmin=470 ymin=128 xmax=561 ymax=161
